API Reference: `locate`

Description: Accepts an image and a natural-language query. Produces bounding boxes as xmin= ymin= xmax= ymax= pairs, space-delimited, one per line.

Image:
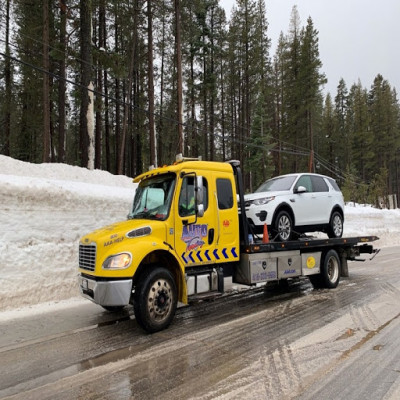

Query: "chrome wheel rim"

xmin=332 ymin=214 xmax=343 ymax=237
xmin=327 ymin=256 xmax=339 ymax=283
xmin=147 ymin=278 xmax=173 ymax=322
xmin=278 ymin=215 xmax=291 ymax=241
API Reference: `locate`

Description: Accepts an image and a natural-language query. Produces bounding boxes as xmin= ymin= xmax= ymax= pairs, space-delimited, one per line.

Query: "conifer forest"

xmin=0 ymin=0 xmax=399 ymax=204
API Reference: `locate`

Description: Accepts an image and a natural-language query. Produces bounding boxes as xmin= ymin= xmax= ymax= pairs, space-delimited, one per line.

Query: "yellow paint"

xmin=78 ymin=159 xmax=240 ymax=304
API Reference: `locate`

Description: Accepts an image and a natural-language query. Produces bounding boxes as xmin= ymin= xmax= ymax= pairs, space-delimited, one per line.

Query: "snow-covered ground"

xmin=1 ymin=155 xmax=399 ymax=315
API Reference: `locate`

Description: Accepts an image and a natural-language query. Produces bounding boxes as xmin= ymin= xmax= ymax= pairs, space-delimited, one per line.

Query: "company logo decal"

xmin=181 ymin=224 xmax=207 ymax=252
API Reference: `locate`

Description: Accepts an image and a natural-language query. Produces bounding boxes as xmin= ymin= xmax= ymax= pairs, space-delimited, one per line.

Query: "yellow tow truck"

xmin=78 ymin=155 xmax=379 ymax=332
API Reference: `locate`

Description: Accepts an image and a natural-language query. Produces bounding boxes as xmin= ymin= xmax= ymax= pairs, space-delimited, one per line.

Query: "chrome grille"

xmin=79 ymin=244 xmax=96 ymax=271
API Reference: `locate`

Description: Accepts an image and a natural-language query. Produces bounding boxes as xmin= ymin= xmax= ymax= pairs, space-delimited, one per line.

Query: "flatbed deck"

xmin=243 ymin=235 xmax=380 ymax=254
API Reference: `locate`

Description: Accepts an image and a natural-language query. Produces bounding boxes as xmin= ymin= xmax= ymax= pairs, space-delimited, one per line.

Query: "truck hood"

xmin=80 ymin=219 xmax=167 ymax=247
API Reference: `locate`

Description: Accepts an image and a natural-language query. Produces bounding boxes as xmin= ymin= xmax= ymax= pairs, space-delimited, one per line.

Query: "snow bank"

xmin=0 ymin=155 xmax=399 ymax=312
xmin=343 ymin=203 xmax=400 ymax=247
xmin=0 ymin=155 xmax=135 ymax=311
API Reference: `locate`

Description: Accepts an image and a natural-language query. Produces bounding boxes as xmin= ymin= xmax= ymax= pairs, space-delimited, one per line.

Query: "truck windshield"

xmin=129 ymin=174 xmax=176 ymax=221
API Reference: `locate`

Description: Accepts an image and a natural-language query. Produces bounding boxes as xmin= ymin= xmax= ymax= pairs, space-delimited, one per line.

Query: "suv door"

xmin=291 ymin=175 xmax=315 ymax=225
xmin=310 ymin=175 xmax=330 ymax=223
xmin=291 ymin=175 xmax=329 ymax=225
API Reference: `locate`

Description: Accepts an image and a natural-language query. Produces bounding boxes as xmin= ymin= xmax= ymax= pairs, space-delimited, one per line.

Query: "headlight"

xmin=102 ymin=253 xmax=132 ymax=270
xmin=252 ymin=196 xmax=275 ymax=206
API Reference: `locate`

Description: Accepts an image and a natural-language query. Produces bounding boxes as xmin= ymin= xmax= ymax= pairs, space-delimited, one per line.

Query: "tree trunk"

xmin=58 ymin=0 xmax=67 ymax=163
xmin=79 ymin=0 xmax=94 ymax=169
xmin=174 ymin=0 xmax=183 ymax=154
xmin=95 ymin=0 xmax=106 ymax=170
xmin=147 ymin=0 xmax=157 ymax=167
xmin=118 ymin=0 xmax=138 ymax=175
xmin=4 ymin=0 xmax=11 ymax=156
xmin=209 ymin=6 xmax=215 ymax=161
xmin=158 ymin=1 xmax=166 ymax=165
xmin=42 ymin=0 xmax=51 ymax=162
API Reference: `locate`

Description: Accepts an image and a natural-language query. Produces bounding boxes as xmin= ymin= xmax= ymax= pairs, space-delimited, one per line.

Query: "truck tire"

xmin=133 ymin=267 xmax=177 ymax=333
xmin=274 ymin=210 xmax=293 ymax=241
xmin=309 ymin=249 xmax=340 ymax=289
xmin=327 ymin=211 xmax=343 ymax=238
xmin=321 ymin=249 xmax=341 ymax=288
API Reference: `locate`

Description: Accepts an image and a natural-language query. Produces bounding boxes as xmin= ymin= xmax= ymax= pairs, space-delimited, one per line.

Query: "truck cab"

xmin=78 ymin=156 xmax=240 ymax=332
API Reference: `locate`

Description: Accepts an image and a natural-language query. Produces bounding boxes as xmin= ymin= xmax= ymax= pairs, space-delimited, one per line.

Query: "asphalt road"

xmin=0 ymin=246 xmax=399 ymax=400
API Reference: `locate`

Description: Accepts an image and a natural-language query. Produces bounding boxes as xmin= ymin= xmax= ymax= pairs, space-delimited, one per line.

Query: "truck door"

xmin=213 ymin=175 xmax=240 ymax=264
xmin=175 ymin=174 xmax=216 ymax=267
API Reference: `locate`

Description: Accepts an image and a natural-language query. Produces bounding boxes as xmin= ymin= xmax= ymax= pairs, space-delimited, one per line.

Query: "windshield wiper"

xmin=130 ymin=210 xmax=164 ymax=220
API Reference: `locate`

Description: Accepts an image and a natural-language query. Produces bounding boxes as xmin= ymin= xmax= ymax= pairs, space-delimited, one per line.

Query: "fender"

xmin=272 ymin=202 xmax=295 ymax=226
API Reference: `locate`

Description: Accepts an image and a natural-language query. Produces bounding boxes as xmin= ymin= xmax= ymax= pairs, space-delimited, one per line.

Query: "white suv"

xmin=244 ymin=173 xmax=344 ymax=241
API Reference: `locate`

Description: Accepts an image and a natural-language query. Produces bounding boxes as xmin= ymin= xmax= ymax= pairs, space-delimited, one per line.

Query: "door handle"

xmin=208 ymin=228 xmax=215 ymax=245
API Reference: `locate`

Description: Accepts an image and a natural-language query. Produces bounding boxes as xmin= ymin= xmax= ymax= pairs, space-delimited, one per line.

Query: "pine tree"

xmin=347 ymin=81 xmax=372 ymax=181
xmin=42 ymin=0 xmax=51 ymax=162
xmin=334 ymin=78 xmax=349 ymax=171
xmin=369 ymin=75 xmax=400 ymax=197
xmin=14 ymin=0 xmax=44 ymax=162
xmin=299 ymin=16 xmax=326 ymax=170
xmin=79 ymin=0 xmax=94 ymax=168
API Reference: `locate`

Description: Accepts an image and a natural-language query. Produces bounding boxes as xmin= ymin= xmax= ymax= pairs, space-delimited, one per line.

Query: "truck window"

xmin=179 ymin=177 xmax=195 ymax=217
xmin=217 ymin=178 xmax=233 ymax=209
xmin=178 ymin=176 xmax=209 ymax=217
xmin=129 ymin=174 xmax=175 ymax=220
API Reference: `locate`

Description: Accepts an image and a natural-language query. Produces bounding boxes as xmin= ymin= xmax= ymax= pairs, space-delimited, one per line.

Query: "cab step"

xmin=188 ymin=291 xmax=223 ymax=303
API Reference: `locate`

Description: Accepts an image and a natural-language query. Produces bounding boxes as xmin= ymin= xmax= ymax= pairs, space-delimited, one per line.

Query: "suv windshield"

xmin=255 ymin=176 xmax=297 ymax=193
xmin=129 ymin=173 xmax=176 ymax=221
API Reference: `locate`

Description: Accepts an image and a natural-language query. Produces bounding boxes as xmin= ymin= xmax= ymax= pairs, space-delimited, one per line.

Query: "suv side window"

xmin=327 ymin=177 xmax=341 ymax=191
xmin=179 ymin=176 xmax=209 ymax=217
xmin=216 ymin=178 xmax=233 ymax=209
xmin=311 ymin=176 xmax=329 ymax=192
xmin=295 ymin=175 xmax=312 ymax=192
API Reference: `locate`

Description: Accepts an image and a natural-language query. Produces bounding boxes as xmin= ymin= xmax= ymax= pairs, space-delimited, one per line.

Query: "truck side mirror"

xmin=197 ymin=204 xmax=204 ymax=218
xmin=196 ymin=176 xmax=205 ymax=217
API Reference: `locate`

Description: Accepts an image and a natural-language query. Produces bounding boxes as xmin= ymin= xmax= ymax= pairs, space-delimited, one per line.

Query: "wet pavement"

xmin=0 ymin=246 xmax=399 ymax=399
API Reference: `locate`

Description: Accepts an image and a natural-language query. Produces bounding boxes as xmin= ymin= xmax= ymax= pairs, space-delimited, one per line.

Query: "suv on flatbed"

xmin=244 ymin=173 xmax=344 ymax=241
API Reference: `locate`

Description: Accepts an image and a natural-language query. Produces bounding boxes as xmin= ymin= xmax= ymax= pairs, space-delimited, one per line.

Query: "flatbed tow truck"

xmin=78 ymin=156 xmax=379 ymax=332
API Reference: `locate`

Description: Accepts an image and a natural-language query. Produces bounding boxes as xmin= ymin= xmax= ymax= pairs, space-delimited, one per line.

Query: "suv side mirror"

xmin=295 ymin=185 xmax=307 ymax=193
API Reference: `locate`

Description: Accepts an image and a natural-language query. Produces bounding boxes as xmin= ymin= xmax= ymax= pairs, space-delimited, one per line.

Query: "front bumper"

xmin=78 ymin=275 xmax=132 ymax=306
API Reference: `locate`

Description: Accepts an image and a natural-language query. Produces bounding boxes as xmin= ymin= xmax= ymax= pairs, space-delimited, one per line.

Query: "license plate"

xmin=81 ymin=278 xmax=88 ymax=290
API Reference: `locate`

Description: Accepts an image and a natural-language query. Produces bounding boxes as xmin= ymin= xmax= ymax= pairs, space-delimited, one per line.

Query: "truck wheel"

xmin=134 ymin=267 xmax=177 ymax=333
xmin=320 ymin=249 xmax=340 ymax=288
xmin=327 ymin=211 xmax=343 ymax=238
xmin=274 ymin=211 xmax=292 ymax=241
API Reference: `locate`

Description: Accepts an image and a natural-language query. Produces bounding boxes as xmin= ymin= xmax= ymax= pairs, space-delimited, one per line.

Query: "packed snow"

xmin=1 ymin=155 xmax=399 ymax=316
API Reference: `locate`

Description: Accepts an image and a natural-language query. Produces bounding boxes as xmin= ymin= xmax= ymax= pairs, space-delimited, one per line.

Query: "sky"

xmin=220 ymin=0 xmax=400 ymax=96
xmin=0 ymin=154 xmax=398 ymax=314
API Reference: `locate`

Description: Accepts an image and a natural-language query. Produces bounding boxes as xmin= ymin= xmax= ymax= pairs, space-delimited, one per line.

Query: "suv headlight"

xmin=102 ymin=253 xmax=132 ymax=270
xmin=252 ymin=196 xmax=275 ymax=206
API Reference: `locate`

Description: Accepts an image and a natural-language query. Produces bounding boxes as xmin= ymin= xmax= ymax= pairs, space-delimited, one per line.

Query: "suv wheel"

xmin=274 ymin=210 xmax=292 ymax=241
xmin=327 ymin=211 xmax=343 ymax=238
